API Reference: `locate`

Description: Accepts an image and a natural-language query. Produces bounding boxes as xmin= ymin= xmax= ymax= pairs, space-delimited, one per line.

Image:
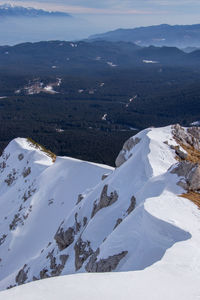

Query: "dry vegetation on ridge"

xmin=174 ymin=141 xmax=200 ymax=209
xmin=27 ymin=138 xmax=56 ymax=163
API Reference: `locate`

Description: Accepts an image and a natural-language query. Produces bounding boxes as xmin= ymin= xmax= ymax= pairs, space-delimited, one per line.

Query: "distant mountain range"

xmin=0 ymin=4 xmax=71 ymax=18
xmin=89 ymin=24 xmax=200 ymax=48
xmin=0 ymin=40 xmax=199 ymax=74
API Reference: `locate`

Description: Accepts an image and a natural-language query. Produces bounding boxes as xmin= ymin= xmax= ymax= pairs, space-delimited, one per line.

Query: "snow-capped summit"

xmin=0 ymin=125 xmax=200 ymax=299
xmin=0 ymin=4 xmax=71 ymax=18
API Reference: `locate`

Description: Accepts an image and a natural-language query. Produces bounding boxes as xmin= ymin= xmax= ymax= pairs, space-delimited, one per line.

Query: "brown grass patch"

xmin=173 ymin=137 xmax=200 ymax=163
xmin=181 ymin=192 xmax=200 ymax=209
xmin=180 ymin=143 xmax=200 ymax=164
xmin=172 ymin=136 xmax=200 ymax=208
xmin=27 ymin=138 xmax=56 ymax=163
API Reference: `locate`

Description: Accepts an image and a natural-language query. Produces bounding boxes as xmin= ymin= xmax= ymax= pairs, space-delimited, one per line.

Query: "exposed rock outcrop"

xmin=47 ymin=250 xmax=69 ymax=276
xmin=22 ymin=187 xmax=36 ymax=202
xmin=115 ymin=137 xmax=141 ymax=167
xmin=114 ymin=218 xmax=123 ymax=229
xmin=170 ymin=145 xmax=187 ymax=160
xmin=101 ymin=173 xmax=109 ymax=180
xmin=187 ymin=165 xmax=200 ymax=191
xmin=171 ymin=161 xmax=200 ymax=191
xmin=40 ymin=268 xmax=49 ymax=279
xmin=126 ymin=196 xmax=136 ymax=215
xmin=85 ymin=250 xmax=128 ymax=272
xmin=15 ymin=265 xmax=28 ymax=285
xmin=113 ymin=196 xmax=136 ymax=230
xmin=83 ymin=217 xmax=87 ymax=227
xmin=91 ymin=185 xmax=118 ymax=218
xmin=172 ymin=124 xmax=200 ymax=151
xmin=76 ymin=194 xmax=84 ymax=205
xmin=171 ymin=161 xmax=195 ymax=178
xmin=74 ymin=238 xmax=93 ymax=271
xmin=171 ymin=125 xmax=200 ymax=194
xmin=18 ymin=153 xmax=24 ymax=161
xmin=9 ymin=213 xmax=23 ymax=230
xmin=22 ymin=167 xmax=31 ymax=178
xmin=5 ymin=169 xmax=17 ymax=186
xmin=75 ymin=213 xmax=81 ymax=233
xmin=0 ymin=234 xmax=7 ymax=246
xmin=54 ymin=227 xmax=75 ymax=251
xmin=0 ymin=161 xmax=6 ymax=173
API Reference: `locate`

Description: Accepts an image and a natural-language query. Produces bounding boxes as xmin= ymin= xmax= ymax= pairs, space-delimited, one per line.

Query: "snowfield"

xmin=0 ymin=267 xmax=199 ymax=300
xmin=0 ymin=125 xmax=200 ymax=299
xmin=0 ymin=138 xmax=113 ymax=290
xmin=143 ymin=59 xmax=158 ymax=64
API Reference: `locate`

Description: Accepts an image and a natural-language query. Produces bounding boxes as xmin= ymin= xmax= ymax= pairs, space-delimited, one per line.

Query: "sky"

xmin=1 ymin=0 xmax=200 ymax=23
xmin=0 ymin=0 xmax=199 ymax=45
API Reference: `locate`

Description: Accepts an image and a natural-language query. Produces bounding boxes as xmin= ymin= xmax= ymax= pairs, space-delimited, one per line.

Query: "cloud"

xmin=0 ymin=0 xmax=161 ymax=14
xmin=1 ymin=0 xmax=200 ymax=15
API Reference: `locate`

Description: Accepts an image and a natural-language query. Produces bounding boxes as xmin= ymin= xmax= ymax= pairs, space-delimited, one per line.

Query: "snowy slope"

xmin=0 ymin=125 xmax=200 ymax=298
xmin=0 ymin=138 xmax=113 ymax=290
xmin=0 ymin=267 xmax=199 ymax=300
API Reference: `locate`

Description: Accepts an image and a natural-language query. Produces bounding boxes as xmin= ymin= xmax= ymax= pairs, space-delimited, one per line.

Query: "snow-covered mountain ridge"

xmin=0 ymin=124 xmax=200 ymax=298
xmin=0 ymin=4 xmax=71 ymax=18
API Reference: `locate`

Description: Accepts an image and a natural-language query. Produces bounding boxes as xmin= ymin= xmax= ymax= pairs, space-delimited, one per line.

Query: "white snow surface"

xmin=107 ymin=61 xmax=117 ymax=67
xmin=0 ymin=126 xmax=200 ymax=299
xmin=191 ymin=120 xmax=200 ymax=126
xmin=0 ymin=138 xmax=113 ymax=290
xmin=43 ymin=85 xmax=58 ymax=94
xmin=143 ymin=59 xmax=158 ymax=64
xmin=102 ymin=113 xmax=107 ymax=121
xmin=0 ymin=267 xmax=199 ymax=300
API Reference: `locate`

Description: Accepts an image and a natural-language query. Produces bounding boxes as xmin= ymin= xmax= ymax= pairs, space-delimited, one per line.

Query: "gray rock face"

xmin=187 ymin=164 xmax=200 ymax=191
xmin=113 ymin=196 xmax=136 ymax=230
xmin=60 ymin=254 xmax=69 ymax=267
xmin=74 ymin=238 xmax=93 ymax=271
xmin=170 ymin=145 xmax=187 ymax=160
xmin=124 ymin=137 xmax=141 ymax=152
xmin=22 ymin=167 xmax=31 ymax=178
xmin=91 ymin=185 xmax=118 ymax=218
xmin=126 ymin=196 xmax=136 ymax=215
xmin=55 ymin=213 xmax=81 ymax=252
xmin=101 ymin=173 xmax=109 ymax=180
xmin=115 ymin=137 xmax=141 ymax=167
xmin=40 ymin=268 xmax=49 ymax=279
xmin=9 ymin=213 xmax=23 ymax=230
xmin=172 ymin=124 xmax=200 ymax=151
xmin=54 ymin=227 xmax=75 ymax=251
xmin=76 ymin=194 xmax=84 ymax=205
xmin=47 ymin=250 xmax=56 ymax=270
xmin=47 ymin=250 xmax=69 ymax=277
xmin=83 ymin=217 xmax=87 ymax=227
xmin=85 ymin=250 xmax=128 ymax=272
xmin=113 ymin=218 xmax=123 ymax=230
xmin=18 ymin=153 xmax=24 ymax=161
xmin=22 ymin=187 xmax=36 ymax=202
xmin=5 ymin=168 xmax=17 ymax=186
xmin=0 ymin=234 xmax=7 ymax=246
xmin=187 ymin=127 xmax=200 ymax=141
xmin=171 ymin=161 xmax=200 ymax=191
xmin=0 ymin=160 xmax=6 ymax=173
xmin=74 ymin=213 xmax=81 ymax=233
xmin=15 ymin=265 xmax=28 ymax=285
xmin=171 ymin=161 xmax=195 ymax=177
xmin=85 ymin=248 xmax=100 ymax=272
